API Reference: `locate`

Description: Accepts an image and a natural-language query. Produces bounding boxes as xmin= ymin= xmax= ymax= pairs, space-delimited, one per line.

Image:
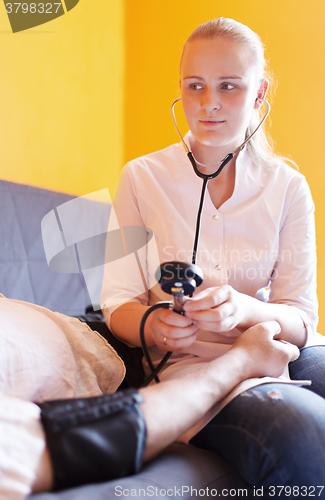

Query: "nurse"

xmin=104 ymin=18 xmax=316 ymax=359
xmin=101 ymin=18 xmax=325 ymax=488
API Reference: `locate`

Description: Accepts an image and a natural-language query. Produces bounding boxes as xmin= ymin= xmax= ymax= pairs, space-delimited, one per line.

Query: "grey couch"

xmin=0 ymin=179 xmax=249 ymax=499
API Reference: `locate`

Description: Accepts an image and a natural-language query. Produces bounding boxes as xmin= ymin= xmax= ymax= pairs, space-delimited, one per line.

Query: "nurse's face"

xmin=180 ymin=37 xmax=265 ymax=153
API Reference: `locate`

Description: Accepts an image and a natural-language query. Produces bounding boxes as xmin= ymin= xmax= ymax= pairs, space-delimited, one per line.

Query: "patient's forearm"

xmin=31 ymin=323 xmax=299 ymax=494
xmin=139 ymin=348 xmax=247 ymax=461
xmin=139 ymin=321 xmax=299 ymax=461
xmin=31 ymin=350 xmax=244 ymax=494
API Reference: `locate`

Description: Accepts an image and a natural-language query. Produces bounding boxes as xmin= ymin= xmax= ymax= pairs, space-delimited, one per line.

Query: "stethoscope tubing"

xmin=171 ymin=96 xmax=270 ymax=180
xmin=172 ymin=97 xmax=270 ymax=265
xmin=140 ymin=97 xmax=271 ymax=385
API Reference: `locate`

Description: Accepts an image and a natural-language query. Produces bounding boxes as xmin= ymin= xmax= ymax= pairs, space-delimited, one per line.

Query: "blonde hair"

xmin=182 ymin=18 xmax=295 ymax=169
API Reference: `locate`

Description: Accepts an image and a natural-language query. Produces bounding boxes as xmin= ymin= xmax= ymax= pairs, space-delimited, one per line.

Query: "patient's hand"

xmin=229 ymin=321 xmax=300 ymax=379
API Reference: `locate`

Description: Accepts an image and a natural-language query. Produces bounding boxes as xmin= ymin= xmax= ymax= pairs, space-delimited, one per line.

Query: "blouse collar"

xmin=174 ymin=131 xmax=250 ymax=179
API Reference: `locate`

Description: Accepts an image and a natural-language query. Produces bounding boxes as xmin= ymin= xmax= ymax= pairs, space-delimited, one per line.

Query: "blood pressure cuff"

xmin=38 ymin=388 xmax=146 ymax=491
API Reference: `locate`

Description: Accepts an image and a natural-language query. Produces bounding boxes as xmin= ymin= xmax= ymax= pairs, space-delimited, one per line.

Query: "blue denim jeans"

xmin=190 ymin=346 xmax=325 ymax=497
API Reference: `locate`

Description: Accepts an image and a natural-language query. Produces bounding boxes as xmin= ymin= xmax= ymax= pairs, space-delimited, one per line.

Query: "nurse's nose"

xmin=201 ymin=89 xmax=221 ymax=112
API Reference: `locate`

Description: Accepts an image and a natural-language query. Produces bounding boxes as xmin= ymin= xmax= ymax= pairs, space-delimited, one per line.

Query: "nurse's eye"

xmin=221 ymin=83 xmax=236 ymax=90
xmin=190 ymin=83 xmax=204 ymax=90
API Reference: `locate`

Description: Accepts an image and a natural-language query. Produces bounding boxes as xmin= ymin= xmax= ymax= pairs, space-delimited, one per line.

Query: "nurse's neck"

xmin=189 ymin=134 xmax=242 ymax=176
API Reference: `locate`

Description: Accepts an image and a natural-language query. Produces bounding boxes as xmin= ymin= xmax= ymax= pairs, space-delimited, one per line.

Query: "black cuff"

xmin=38 ymin=389 xmax=147 ymax=491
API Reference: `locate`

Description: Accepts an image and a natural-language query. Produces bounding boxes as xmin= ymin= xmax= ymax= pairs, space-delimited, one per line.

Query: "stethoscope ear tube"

xmin=187 ymin=151 xmax=234 ymax=180
xmin=172 ymin=96 xmax=270 ymax=181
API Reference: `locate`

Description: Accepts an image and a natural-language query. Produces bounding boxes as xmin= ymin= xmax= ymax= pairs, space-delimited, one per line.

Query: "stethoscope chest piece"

xmin=158 ymin=261 xmax=203 ymax=296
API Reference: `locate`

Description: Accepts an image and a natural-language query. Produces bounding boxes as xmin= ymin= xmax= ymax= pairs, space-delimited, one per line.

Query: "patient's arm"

xmin=139 ymin=321 xmax=299 ymax=461
xmin=31 ymin=321 xmax=298 ymax=493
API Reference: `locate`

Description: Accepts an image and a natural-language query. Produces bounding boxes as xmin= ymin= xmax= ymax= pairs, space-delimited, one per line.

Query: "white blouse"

xmin=101 ymin=137 xmax=318 ymax=368
xmin=100 ymin=138 xmax=320 ymax=441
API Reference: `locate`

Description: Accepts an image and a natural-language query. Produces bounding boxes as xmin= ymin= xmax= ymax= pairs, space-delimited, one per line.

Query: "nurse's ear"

xmin=254 ymin=79 xmax=269 ymax=109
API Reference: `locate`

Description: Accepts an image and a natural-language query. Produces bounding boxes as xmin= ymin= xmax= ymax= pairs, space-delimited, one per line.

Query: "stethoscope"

xmin=140 ymin=97 xmax=271 ymax=386
xmin=171 ymin=96 xmax=270 ymax=265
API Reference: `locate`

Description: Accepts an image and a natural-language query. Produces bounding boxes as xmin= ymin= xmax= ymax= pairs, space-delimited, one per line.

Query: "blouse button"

xmin=212 ymin=214 xmax=219 ymax=221
xmin=215 ymin=264 xmax=222 ymax=270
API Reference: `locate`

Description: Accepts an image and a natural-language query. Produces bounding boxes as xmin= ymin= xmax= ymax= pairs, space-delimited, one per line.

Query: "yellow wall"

xmin=1 ymin=1 xmax=324 ymax=330
xmin=124 ymin=0 xmax=325 ymax=332
xmin=0 ymin=0 xmax=124 ymax=199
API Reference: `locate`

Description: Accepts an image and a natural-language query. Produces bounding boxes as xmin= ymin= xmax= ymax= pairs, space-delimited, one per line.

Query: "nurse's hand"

xmin=146 ymin=307 xmax=200 ymax=351
xmin=182 ymin=285 xmax=245 ymax=336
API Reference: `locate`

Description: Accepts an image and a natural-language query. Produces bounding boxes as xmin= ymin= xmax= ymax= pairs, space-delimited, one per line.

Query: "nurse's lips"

xmin=199 ymin=119 xmax=224 ymax=127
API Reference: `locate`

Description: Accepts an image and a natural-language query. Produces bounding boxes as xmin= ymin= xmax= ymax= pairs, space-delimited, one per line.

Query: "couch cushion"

xmin=29 ymin=443 xmax=248 ymax=499
xmin=0 ymin=180 xmax=109 ymax=316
